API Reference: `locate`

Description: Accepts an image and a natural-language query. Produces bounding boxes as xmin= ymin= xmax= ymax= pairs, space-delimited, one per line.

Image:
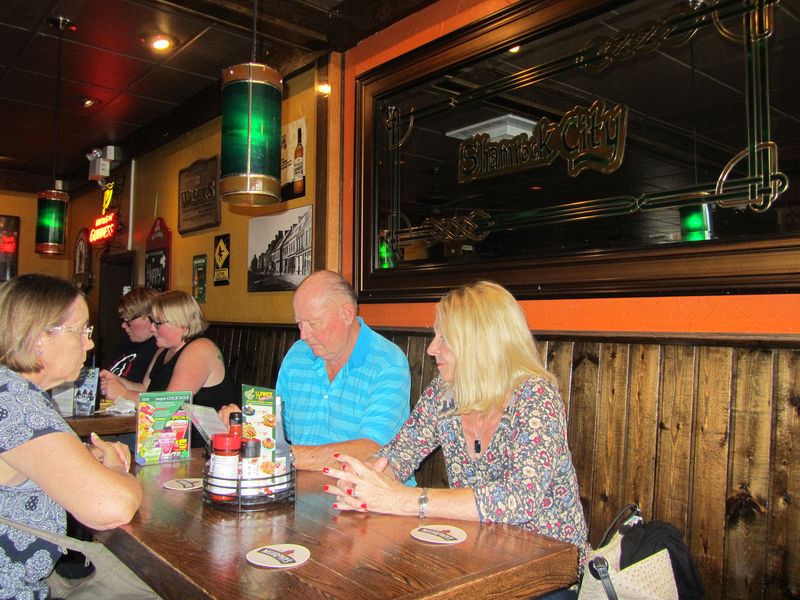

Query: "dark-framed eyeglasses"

xmin=148 ymin=316 xmax=169 ymax=328
xmin=121 ymin=315 xmax=142 ymax=325
xmin=49 ymin=325 xmax=94 ymax=340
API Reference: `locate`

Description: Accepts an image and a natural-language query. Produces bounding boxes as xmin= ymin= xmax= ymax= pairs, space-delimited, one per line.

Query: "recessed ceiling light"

xmin=508 ymin=45 xmax=521 ymax=54
xmin=140 ymin=33 xmax=174 ymax=52
xmin=78 ymin=96 xmax=97 ymax=108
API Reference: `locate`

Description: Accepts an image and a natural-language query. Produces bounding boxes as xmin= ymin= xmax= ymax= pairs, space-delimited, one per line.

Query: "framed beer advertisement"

xmin=0 ymin=215 xmax=19 ymax=282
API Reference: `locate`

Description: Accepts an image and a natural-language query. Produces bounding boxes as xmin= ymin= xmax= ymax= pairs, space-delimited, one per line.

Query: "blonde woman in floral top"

xmin=323 ymin=281 xmax=588 ymax=597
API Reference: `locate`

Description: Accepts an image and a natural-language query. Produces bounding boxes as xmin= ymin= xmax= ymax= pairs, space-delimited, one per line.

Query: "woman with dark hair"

xmin=0 ymin=274 xmax=141 ymax=598
xmin=105 ymin=287 xmax=159 ymax=383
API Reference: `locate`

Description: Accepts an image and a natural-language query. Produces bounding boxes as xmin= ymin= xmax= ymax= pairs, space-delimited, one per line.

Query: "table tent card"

xmin=50 ymin=367 xmax=99 ymax=417
xmin=135 ymin=391 xmax=192 ymax=465
xmin=241 ymin=385 xmax=290 ymax=488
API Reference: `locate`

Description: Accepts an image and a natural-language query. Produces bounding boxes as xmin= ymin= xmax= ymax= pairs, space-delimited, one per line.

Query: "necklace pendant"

xmin=473 ymin=439 xmax=481 ymax=454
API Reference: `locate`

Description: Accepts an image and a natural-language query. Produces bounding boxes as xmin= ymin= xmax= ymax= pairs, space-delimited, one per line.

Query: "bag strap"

xmin=598 ymin=503 xmax=641 ymax=548
xmin=0 ymin=515 xmax=89 ymax=554
xmin=587 ymin=557 xmax=619 ymax=600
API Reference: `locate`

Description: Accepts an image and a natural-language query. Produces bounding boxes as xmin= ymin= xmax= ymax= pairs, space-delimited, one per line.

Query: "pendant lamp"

xmin=219 ymin=0 xmax=283 ymax=206
xmin=36 ymin=16 xmax=75 ymax=254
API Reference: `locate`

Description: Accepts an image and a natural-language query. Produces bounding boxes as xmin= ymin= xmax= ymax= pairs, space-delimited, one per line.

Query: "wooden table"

xmin=65 ymin=413 xmax=136 ymax=437
xmin=93 ymin=450 xmax=578 ymax=600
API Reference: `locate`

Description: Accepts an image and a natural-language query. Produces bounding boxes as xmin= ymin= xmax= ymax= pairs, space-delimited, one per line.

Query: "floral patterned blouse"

xmin=0 ymin=365 xmax=70 ymax=600
xmin=378 ymin=375 xmax=589 ymax=560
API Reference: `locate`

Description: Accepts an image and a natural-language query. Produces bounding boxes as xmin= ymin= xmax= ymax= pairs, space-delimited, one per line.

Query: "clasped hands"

xmin=322 ymin=453 xmax=409 ymax=515
xmin=85 ymin=432 xmax=132 ymax=473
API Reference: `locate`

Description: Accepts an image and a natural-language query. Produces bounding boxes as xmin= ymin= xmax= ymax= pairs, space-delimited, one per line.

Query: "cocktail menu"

xmin=135 ymin=391 xmax=192 ymax=465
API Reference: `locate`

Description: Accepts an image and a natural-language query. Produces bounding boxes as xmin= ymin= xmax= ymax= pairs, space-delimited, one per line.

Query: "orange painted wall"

xmin=343 ymin=0 xmax=800 ymax=336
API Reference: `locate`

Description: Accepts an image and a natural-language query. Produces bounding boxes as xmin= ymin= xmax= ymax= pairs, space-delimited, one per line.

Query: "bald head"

xmin=293 ymin=270 xmax=360 ymax=364
xmin=295 ymin=270 xmax=357 ymax=310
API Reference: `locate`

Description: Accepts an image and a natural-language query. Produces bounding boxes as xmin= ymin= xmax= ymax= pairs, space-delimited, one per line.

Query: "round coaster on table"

xmin=410 ymin=524 xmax=467 ymax=544
xmin=246 ymin=544 xmax=310 ymax=569
xmin=162 ymin=478 xmax=203 ymax=491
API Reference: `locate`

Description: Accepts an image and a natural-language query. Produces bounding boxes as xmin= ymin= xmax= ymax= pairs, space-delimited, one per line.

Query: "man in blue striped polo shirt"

xmin=277 ymin=270 xmax=411 ymax=471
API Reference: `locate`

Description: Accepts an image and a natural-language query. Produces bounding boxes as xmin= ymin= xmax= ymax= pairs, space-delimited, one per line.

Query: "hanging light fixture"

xmin=36 ymin=16 xmax=75 ymax=254
xmin=219 ymin=0 xmax=283 ymax=206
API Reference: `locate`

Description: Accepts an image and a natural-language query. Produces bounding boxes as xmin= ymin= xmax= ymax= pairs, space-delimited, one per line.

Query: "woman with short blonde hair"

xmin=99 ymin=290 xmax=233 ymax=443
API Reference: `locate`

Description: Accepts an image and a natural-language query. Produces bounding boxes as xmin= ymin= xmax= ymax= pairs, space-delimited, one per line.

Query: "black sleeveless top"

xmin=147 ymin=336 xmax=235 ymax=412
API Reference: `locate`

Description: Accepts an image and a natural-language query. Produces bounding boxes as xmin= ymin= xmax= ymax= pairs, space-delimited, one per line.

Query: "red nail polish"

xmin=361 ymin=503 xmax=368 ymax=510
xmin=333 ymin=453 xmax=340 ymax=458
xmin=347 ymin=488 xmax=353 ymax=496
xmin=324 ymin=485 xmax=330 ymax=491
xmin=332 ymin=503 xmax=339 ymax=509
xmin=322 ymin=467 xmax=329 ymax=474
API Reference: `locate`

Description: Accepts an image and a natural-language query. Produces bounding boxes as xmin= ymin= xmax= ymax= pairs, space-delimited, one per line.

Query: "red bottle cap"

xmin=212 ymin=433 xmax=242 ymax=451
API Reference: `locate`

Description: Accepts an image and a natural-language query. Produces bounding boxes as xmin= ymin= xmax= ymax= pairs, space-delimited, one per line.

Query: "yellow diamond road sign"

xmin=215 ymin=238 xmax=229 ymax=268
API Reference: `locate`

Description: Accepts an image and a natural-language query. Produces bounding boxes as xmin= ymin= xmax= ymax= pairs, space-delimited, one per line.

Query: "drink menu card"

xmin=135 ymin=391 xmax=192 ymax=465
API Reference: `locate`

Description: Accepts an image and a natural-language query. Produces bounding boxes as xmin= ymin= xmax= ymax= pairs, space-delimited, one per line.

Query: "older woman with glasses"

xmin=0 ymin=274 xmax=142 ymax=599
xmin=99 ymin=291 xmax=234 ymax=442
xmin=104 ymin=287 xmax=159 ymax=384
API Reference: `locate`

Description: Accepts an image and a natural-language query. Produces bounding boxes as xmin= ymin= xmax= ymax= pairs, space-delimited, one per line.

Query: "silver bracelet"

xmin=418 ymin=487 xmax=429 ymax=519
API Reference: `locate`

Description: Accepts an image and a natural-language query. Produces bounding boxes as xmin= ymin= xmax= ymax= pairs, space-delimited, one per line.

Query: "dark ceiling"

xmin=0 ymin=0 xmax=438 ymax=194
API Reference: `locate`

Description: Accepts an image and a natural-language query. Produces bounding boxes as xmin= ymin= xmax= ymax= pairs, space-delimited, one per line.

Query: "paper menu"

xmin=241 ymin=385 xmax=288 ymax=484
xmin=135 ymin=391 xmax=192 ymax=465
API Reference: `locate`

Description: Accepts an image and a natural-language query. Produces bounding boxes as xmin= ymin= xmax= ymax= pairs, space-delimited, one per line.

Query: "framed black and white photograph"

xmin=247 ymin=204 xmax=312 ymax=292
xmin=0 ymin=215 xmax=19 ymax=281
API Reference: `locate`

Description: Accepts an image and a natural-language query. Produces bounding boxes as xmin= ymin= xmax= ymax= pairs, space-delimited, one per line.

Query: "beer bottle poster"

xmin=192 ymin=254 xmax=207 ymax=303
xmin=145 ymin=217 xmax=171 ymax=292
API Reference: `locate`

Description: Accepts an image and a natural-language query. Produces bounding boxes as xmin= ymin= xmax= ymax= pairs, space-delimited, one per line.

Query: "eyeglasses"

xmin=147 ymin=316 xmax=169 ymax=328
xmin=49 ymin=325 xmax=94 ymax=340
xmin=121 ymin=315 xmax=142 ymax=325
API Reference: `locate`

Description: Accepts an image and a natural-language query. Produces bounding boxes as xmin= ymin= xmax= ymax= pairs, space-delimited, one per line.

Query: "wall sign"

xmin=178 ymin=156 xmax=220 ymax=234
xmin=145 ymin=217 xmax=172 ymax=292
xmin=192 ymin=254 xmax=207 ymax=303
xmin=213 ymin=234 xmax=230 ymax=286
xmin=72 ymin=228 xmax=92 ymax=290
xmin=0 ymin=215 xmax=19 ymax=282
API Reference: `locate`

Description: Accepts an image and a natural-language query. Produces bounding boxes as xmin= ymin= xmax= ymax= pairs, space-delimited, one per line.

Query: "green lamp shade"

xmin=220 ymin=63 xmax=283 ymax=206
xmin=679 ymin=204 xmax=712 ymax=242
xmin=35 ymin=189 xmax=69 ymax=254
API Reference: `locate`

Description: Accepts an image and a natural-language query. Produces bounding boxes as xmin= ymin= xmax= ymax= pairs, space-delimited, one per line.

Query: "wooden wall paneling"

xmin=624 ymin=344 xmax=661 ymax=518
xmin=767 ymin=349 xmax=800 ymax=599
xmin=589 ymin=343 xmax=631 ymax=544
xmin=724 ymin=348 xmax=774 ymax=597
xmin=653 ymin=345 xmax=696 ymax=527
xmin=543 ymin=340 xmax=575 ymax=416
xmin=689 ymin=346 xmax=733 ymax=600
xmin=567 ymin=341 xmax=600 ymax=538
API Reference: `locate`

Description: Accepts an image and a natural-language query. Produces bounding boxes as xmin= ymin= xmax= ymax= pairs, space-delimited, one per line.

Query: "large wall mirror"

xmin=355 ymin=0 xmax=799 ymax=301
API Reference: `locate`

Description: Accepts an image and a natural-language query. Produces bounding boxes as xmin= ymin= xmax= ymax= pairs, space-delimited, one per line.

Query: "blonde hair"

xmin=437 ymin=281 xmax=553 ymax=414
xmin=0 ymin=274 xmax=83 ymax=373
xmin=118 ymin=287 xmax=158 ymax=321
xmin=150 ymin=291 xmax=207 ymax=339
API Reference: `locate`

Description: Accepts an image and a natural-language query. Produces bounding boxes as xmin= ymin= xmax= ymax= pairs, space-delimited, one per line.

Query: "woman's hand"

xmin=321 ymin=453 xmax=415 ymax=516
xmin=86 ymin=432 xmax=131 ymax=473
xmin=99 ymin=369 xmax=125 ymax=400
xmin=218 ymin=404 xmax=241 ymax=427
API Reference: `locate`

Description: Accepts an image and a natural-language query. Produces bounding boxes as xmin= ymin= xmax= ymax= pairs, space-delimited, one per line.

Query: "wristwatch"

xmin=418 ymin=487 xmax=429 ymax=519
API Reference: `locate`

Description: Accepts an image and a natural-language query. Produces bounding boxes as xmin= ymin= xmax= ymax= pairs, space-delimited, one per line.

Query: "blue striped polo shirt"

xmin=277 ymin=318 xmax=411 ymax=447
